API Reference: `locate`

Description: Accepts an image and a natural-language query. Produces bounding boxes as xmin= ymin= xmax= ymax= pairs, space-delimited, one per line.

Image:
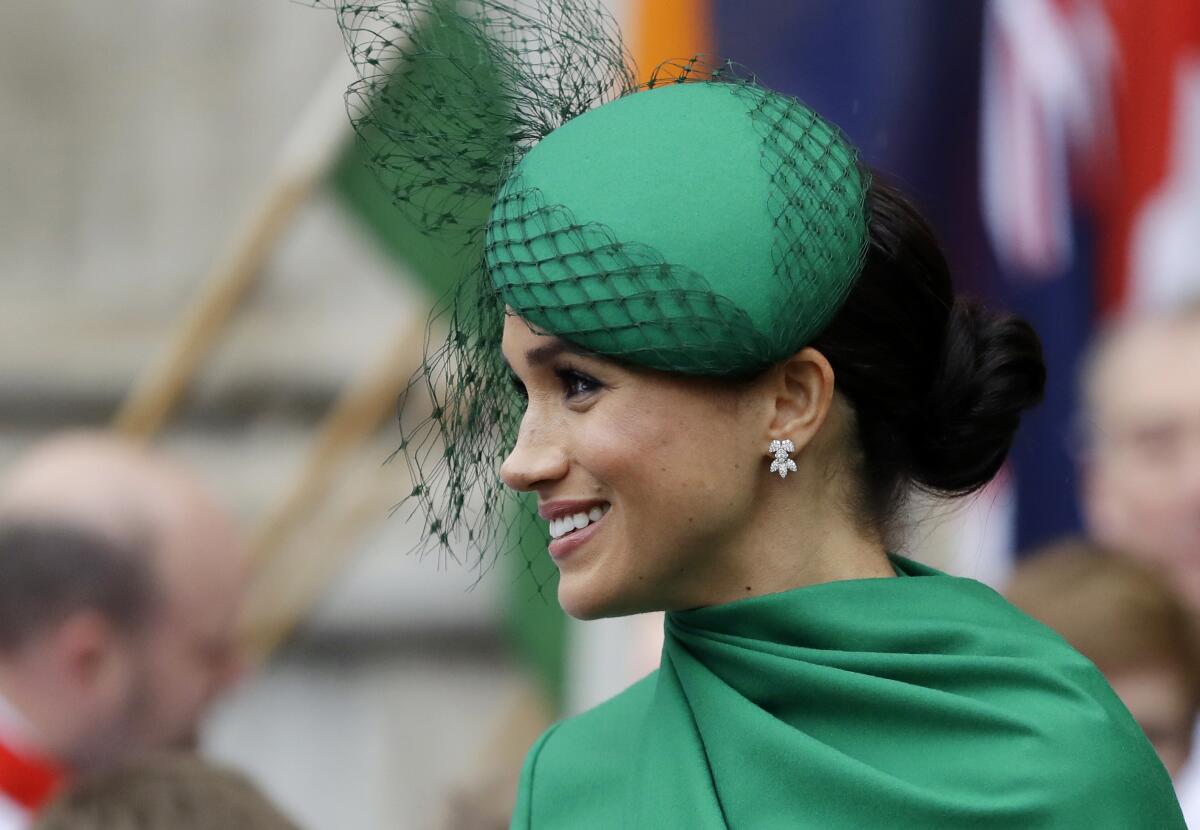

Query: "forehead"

xmin=158 ymin=506 xmax=245 ymax=620
xmin=501 ymin=313 xmax=601 ymax=369
xmin=1092 ymin=320 xmax=1200 ymax=425
xmin=501 ymin=313 xmax=551 ymax=352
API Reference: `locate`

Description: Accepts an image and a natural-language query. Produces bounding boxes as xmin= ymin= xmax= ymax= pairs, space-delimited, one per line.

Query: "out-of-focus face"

xmin=137 ymin=520 xmax=246 ymax=749
xmin=1084 ymin=319 xmax=1200 ymax=607
xmin=499 ymin=315 xmax=765 ymax=619
xmin=0 ymin=433 xmax=247 ymax=765
xmin=1107 ymin=666 xmax=1197 ymax=778
xmin=48 ymin=616 xmax=149 ymax=772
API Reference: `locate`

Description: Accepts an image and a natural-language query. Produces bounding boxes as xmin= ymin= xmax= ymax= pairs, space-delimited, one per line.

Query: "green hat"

xmin=487 ymin=81 xmax=868 ymax=375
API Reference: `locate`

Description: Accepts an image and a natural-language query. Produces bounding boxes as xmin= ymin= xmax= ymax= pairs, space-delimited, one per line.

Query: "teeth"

xmin=547 ymin=503 xmax=610 ymax=540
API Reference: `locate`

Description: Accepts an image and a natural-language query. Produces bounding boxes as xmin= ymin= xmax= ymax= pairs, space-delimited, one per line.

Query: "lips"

xmin=548 ymin=503 xmax=611 ymax=539
xmin=541 ymin=500 xmax=611 ymax=561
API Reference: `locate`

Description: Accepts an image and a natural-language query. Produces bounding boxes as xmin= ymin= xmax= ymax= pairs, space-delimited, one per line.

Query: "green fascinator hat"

xmin=331 ymin=0 xmax=869 ymax=566
xmin=488 ymin=81 xmax=868 ymax=375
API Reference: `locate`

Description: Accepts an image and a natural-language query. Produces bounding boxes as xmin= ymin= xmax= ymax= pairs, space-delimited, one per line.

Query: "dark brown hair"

xmin=0 ymin=521 xmax=157 ymax=653
xmin=811 ymin=178 xmax=1046 ymax=534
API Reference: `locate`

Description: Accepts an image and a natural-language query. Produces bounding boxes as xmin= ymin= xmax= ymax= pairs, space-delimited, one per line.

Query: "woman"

xmin=328 ymin=2 xmax=1185 ymax=826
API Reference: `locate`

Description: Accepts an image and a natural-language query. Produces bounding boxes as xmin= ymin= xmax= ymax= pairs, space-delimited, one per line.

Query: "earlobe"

xmin=767 ymin=348 xmax=836 ymax=450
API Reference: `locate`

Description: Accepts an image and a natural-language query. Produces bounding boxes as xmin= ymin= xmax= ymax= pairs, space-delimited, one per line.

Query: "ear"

xmin=766 ymin=347 xmax=836 ymax=452
xmin=50 ymin=610 xmax=123 ymax=691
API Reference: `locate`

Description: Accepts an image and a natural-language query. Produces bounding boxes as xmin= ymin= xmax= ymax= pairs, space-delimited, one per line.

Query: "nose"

xmin=499 ymin=411 xmax=568 ymax=492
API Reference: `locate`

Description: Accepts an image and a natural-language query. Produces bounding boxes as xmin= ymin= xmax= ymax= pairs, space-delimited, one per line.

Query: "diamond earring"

xmin=768 ymin=439 xmax=797 ymax=479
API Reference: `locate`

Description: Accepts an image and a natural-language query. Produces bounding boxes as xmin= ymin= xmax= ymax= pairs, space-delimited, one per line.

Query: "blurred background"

xmin=0 ymin=0 xmax=1197 ymax=828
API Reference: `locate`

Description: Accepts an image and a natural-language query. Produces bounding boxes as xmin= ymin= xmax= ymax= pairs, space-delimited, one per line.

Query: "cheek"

xmin=1098 ymin=460 xmax=1167 ymax=526
xmin=146 ymin=634 xmax=202 ymax=702
xmin=580 ymin=393 xmax=756 ymax=545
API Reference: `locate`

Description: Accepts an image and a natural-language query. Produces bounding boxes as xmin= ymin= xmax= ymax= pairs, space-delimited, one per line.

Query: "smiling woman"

xmin=498 ymin=312 xmax=895 ymax=622
xmin=326 ymin=1 xmax=1187 ymax=827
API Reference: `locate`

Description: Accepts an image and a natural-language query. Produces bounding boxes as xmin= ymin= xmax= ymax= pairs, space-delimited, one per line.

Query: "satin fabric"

xmin=511 ymin=556 xmax=1184 ymax=828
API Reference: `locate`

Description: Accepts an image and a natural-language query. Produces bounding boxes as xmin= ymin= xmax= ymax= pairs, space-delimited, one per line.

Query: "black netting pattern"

xmin=331 ymin=0 xmax=637 ymax=247
xmin=487 ymin=176 xmax=768 ymax=375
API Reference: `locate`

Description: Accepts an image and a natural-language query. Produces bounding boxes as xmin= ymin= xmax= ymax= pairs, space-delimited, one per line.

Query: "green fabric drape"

xmin=511 ymin=556 xmax=1184 ymax=828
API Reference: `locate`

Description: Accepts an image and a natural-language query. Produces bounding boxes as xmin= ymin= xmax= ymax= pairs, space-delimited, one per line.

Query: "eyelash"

xmin=508 ymin=366 xmax=603 ymax=402
xmin=557 ymin=367 xmax=601 ymax=399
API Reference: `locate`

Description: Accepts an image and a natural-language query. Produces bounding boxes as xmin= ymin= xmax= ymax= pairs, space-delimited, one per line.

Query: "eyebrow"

xmin=513 ymin=338 xmax=599 ymax=370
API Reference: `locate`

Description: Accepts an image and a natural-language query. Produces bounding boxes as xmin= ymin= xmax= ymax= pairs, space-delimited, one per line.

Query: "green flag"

xmin=328 ymin=0 xmax=567 ymax=711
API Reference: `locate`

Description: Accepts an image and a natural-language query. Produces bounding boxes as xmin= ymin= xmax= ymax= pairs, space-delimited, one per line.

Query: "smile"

xmin=548 ymin=503 xmax=611 ymax=540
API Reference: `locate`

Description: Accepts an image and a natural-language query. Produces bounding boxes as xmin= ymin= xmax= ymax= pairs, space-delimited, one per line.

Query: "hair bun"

xmin=910 ymin=299 xmax=1046 ymax=495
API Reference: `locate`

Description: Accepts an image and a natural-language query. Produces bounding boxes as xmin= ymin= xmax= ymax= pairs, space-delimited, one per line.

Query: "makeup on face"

xmin=499 ymin=313 xmax=764 ymax=619
xmin=505 ymin=331 xmax=610 ymax=405
xmin=504 ymin=334 xmax=613 ymax=562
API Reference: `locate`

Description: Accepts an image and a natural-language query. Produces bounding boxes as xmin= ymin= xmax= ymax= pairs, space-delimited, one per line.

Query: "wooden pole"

xmin=113 ymin=61 xmax=356 ymax=439
xmin=246 ymin=315 xmax=429 ymax=577
xmin=240 ymin=438 xmax=413 ymax=662
xmin=237 ymin=312 xmax=453 ymax=660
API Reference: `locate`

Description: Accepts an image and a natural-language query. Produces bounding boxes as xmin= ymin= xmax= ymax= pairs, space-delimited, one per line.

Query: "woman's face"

xmin=499 ymin=314 xmax=766 ymax=619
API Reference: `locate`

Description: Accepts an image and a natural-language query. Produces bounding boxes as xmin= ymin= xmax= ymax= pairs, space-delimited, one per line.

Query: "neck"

xmin=688 ymin=456 xmax=894 ymax=608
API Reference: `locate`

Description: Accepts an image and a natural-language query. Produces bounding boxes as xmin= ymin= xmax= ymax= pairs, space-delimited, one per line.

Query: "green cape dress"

xmin=510 ymin=556 xmax=1184 ymax=828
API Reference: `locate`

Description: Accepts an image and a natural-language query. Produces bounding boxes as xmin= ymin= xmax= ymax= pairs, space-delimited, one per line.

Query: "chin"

xmin=557 ymin=573 xmax=650 ymax=620
xmin=556 ymin=580 xmax=610 ymax=620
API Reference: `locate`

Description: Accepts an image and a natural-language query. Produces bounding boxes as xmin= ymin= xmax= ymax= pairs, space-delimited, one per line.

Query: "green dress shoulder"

xmin=510 ymin=556 xmax=1184 ymax=829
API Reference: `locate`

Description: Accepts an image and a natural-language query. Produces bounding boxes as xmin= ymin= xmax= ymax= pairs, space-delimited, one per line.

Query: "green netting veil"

xmin=325 ymin=1 xmax=870 ymax=579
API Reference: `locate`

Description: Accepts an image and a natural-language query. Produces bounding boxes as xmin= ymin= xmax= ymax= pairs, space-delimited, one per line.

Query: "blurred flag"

xmin=630 ymin=0 xmax=712 ymax=81
xmin=328 ymin=2 xmax=569 ymax=711
xmin=1097 ymin=0 xmax=1200 ymax=311
xmin=981 ymin=0 xmax=1200 ymax=554
xmin=980 ymin=0 xmax=1101 ymax=553
xmin=330 ymin=2 xmax=505 ymax=300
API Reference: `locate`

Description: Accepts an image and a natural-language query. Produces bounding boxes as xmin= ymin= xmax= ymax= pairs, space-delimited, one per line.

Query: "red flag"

xmin=1100 ymin=0 xmax=1200 ymax=312
xmin=0 ymin=736 xmax=61 ymax=813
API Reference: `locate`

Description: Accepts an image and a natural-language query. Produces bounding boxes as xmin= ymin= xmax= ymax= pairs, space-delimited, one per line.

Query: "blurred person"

xmin=33 ymin=753 xmax=299 ymax=830
xmin=0 ymin=433 xmax=247 ymax=828
xmin=1006 ymin=539 xmax=1200 ymax=778
xmin=1080 ymin=299 xmax=1200 ymax=610
xmin=1079 ymin=300 xmax=1200 ymax=825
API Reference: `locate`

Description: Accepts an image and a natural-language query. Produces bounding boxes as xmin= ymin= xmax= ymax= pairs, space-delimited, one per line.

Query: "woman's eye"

xmin=557 ymin=369 xmax=601 ymax=399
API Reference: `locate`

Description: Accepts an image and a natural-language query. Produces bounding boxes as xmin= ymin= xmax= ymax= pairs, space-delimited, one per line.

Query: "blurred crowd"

xmin=0 ymin=434 xmax=261 ymax=828
xmin=1010 ymin=300 xmax=1200 ymax=819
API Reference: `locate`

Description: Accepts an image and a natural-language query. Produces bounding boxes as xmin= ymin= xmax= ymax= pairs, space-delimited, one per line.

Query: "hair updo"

xmin=809 ymin=178 xmax=1046 ymax=535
